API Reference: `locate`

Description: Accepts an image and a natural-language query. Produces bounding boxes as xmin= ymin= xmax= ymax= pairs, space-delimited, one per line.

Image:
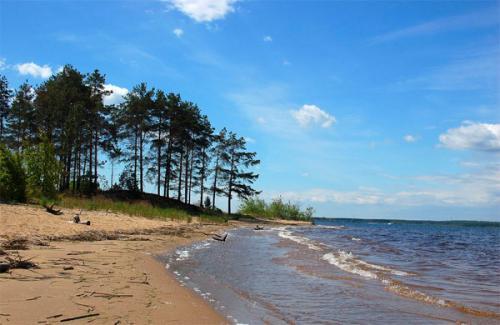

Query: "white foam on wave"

xmin=351 ymin=237 xmax=361 ymax=241
xmin=175 ymin=249 xmax=190 ymax=261
xmin=316 ymin=225 xmax=345 ymax=230
xmin=278 ymin=229 xmax=322 ymax=251
xmin=382 ymin=279 xmax=447 ymax=307
xmin=322 ymin=251 xmax=378 ymax=279
xmin=322 ymin=250 xmax=411 ymax=279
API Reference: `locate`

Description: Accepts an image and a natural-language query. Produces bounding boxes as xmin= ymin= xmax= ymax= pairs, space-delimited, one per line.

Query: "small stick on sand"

xmin=59 ymin=313 xmax=99 ymax=322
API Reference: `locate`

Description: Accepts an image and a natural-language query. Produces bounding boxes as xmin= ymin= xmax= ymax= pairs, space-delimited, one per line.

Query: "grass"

xmin=59 ymin=194 xmax=228 ymax=224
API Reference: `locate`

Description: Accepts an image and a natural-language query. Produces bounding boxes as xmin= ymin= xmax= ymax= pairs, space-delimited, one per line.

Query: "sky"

xmin=1 ymin=0 xmax=499 ymax=220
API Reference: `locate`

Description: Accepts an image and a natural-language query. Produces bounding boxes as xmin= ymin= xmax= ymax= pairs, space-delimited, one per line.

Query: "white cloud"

xmin=404 ymin=134 xmax=417 ymax=143
xmin=291 ymin=104 xmax=336 ymax=128
xmin=439 ymin=121 xmax=500 ymax=152
xmin=103 ymin=84 xmax=129 ymax=105
xmin=173 ymin=28 xmax=184 ymax=37
xmin=263 ymin=35 xmax=272 ymax=42
xmin=16 ymin=62 xmax=53 ymax=79
xmin=282 ymin=59 xmax=291 ymax=66
xmin=0 ymin=58 xmax=6 ymax=70
xmin=371 ymin=8 xmax=498 ymax=44
xmin=168 ymin=0 xmax=237 ymax=22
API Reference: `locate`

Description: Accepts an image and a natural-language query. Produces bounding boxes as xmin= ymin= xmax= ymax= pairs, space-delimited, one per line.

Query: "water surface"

xmin=161 ymin=219 xmax=500 ymax=324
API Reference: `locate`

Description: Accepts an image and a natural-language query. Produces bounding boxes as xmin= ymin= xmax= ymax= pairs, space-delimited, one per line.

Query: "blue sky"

xmin=1 ymin=0 xmax=499 ymax=220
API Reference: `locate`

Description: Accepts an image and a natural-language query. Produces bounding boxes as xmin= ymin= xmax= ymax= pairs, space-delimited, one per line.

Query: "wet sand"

xmin=0 ymin=203 xmax=229 ymax=324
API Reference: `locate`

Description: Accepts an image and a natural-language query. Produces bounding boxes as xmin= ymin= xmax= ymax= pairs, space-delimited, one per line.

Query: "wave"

xmin=322 ymin=251 xmax=378 ymax=279
xmin=278 ymin=229 xmax=323 ymax=251
xmin=315 ymin=225 xmax=345 ymax=230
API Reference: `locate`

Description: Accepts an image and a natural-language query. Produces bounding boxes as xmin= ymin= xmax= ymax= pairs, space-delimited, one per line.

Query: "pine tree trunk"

xmin=164 ymin=138 xmax=172 ymax=197
xmin=199 ymin=151 xmax=205 ymax=208
xmin=188 ymin=155 xmax=193 ymax=205
xmin=157 ymin=120 xmax=162 ymax=196
xmin=89 ymin=131 xmax=93 ymax=183
xmin=184 ymin=149 xmax=189 ymax=204
xmin=212 ymin=157 xmax=219 ymax=209
xmin=134 ymin=128 xmax=138 ymax=190
xmin=140 ymin=132 xmax=144 ymax=193
xmin=178 ymin=151 xmax=183 ymax=201
xmin=94 ymin=128 xmax=98 ymax=187
xmin=77 ymin=143 xmax=82 ymax=191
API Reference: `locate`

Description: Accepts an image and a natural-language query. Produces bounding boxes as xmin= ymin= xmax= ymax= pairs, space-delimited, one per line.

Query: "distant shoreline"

xmin=314 ymin=217 xmax=500 ymax=226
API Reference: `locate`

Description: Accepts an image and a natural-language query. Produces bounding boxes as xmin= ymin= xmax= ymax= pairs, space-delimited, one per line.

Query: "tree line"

xmin=0 ymin=65 xmax=260 ymax=214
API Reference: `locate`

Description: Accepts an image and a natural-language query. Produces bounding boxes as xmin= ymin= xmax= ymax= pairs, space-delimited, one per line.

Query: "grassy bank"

xmin=59 ymin=192 xmax=228 ymax=224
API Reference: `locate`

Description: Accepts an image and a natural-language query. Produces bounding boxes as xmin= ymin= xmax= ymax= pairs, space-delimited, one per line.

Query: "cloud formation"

xmin=404 ymin=134 xmax=417 ymax=143
xmin=169 ymin=0 xmax=237 ymax=22
xmin=291 ymin=104 xmax=336 ymax=128
xmin=16 ymin=62 xmax=53 ymax=78
xmin=439 ymin=121 xmax=500 ymax=152
xmin=173 ymin=28 xmax=184 ymax=37
xmin=263 ymin=35 xmax=272 ymax=42
xmin=103 ymin=84 xmax=129 ymax=105
xmin=276 ymin=170 xmax=500 ymax=207
xmin=371 ymin=8 xmax=498 ymax=44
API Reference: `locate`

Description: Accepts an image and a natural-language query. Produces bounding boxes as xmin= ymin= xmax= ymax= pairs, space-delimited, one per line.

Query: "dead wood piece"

xmin=92 ymin=292 xmax=133 ymax=299
xmin=26 ymin=296 xmax=42 ymax=301
xmin=212 ymin=233 xmax=228 ymax=242
xmin=4 ymin=253 xmax=38 ymax=271
xmin=63 ymin=266 xmax=74 ymax=270
xmin=0 ymin=263 xmax=10 ymax=273
xmin=46 ymin=314 xmax=63 ymax=319
xmin=2 ymin=238 xmax=29 ymax=250
xmin=59 ymin=313 xmax=100 ymax=322
xmin=44 ymin=204 xmax=63 ymax=215
xmin=67 ymin=251 xmax=93 ymax=256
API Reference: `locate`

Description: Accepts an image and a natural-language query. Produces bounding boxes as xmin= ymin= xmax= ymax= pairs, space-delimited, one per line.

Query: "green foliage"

xmin=24 ymin=139 xmax=62 ymax=200
xmin=59 ymin=195 xmax=227 ymax=224
xmin=239 ymin=196 xmax=314 ymax=221
xmin=204 ymin=196 xmax=211 ymax=209
xmin=0 ymin=144 xmax=27 ymax=202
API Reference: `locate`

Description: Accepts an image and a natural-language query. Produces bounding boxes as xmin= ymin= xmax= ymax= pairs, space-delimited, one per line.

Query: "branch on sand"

xmin=44 ymin=204 xmax=63 ymax=215
xmin=0 ymin=252 xmax=38 ymax=273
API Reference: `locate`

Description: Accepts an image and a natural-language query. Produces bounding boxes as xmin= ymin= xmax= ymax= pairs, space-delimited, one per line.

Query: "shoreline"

xmin=0 ymin=203 xmax=231 ymax=324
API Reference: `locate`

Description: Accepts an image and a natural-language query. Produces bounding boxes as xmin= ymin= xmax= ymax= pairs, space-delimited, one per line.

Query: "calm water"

xmin=160 ymin=219 xmax=500 ymax=324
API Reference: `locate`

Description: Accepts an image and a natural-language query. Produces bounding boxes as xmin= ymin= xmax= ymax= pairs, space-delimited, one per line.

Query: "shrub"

xmin=0 ymin=145 xmax=27 ymax=202
xmin=24 ymin=139 xmax=61 ymax=201
xmin=239 ymin=196 xmax=314 ymax=221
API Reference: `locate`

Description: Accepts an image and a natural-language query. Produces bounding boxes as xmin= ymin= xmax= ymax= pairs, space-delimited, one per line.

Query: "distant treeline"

xmin=0 ymin=66 xmax=259 ymax=214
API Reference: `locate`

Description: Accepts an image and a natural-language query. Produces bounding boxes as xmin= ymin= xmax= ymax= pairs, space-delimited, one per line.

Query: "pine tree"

xmin=219 ymin=133 xmax=260 ymax=214
xmin=5 ymin=82 xmax=36 ymax=151
xmin=119 ymin=83 xmax=154 ymax=192
xmin=0 ymin=75 xmax=12 ymax=139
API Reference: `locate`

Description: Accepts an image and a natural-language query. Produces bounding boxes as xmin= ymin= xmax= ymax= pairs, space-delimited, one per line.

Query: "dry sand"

xmin=0 ymin=203 xmax=230 ymax=324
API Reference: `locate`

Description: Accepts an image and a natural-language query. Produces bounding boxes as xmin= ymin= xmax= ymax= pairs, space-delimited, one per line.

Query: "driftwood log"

xmin=212 ymin=233 xmax=228 ymax=242
xmin=44 ymin=204 xmax=62 ymax=215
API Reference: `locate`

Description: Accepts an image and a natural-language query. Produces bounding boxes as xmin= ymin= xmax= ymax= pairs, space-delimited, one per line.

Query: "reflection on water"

xmin=160 ymin=219 xmax=500 ymax=324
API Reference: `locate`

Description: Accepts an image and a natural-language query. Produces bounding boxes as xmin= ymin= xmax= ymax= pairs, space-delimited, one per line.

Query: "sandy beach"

xmin=0 ymin=203 xmax=230 ymax=324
